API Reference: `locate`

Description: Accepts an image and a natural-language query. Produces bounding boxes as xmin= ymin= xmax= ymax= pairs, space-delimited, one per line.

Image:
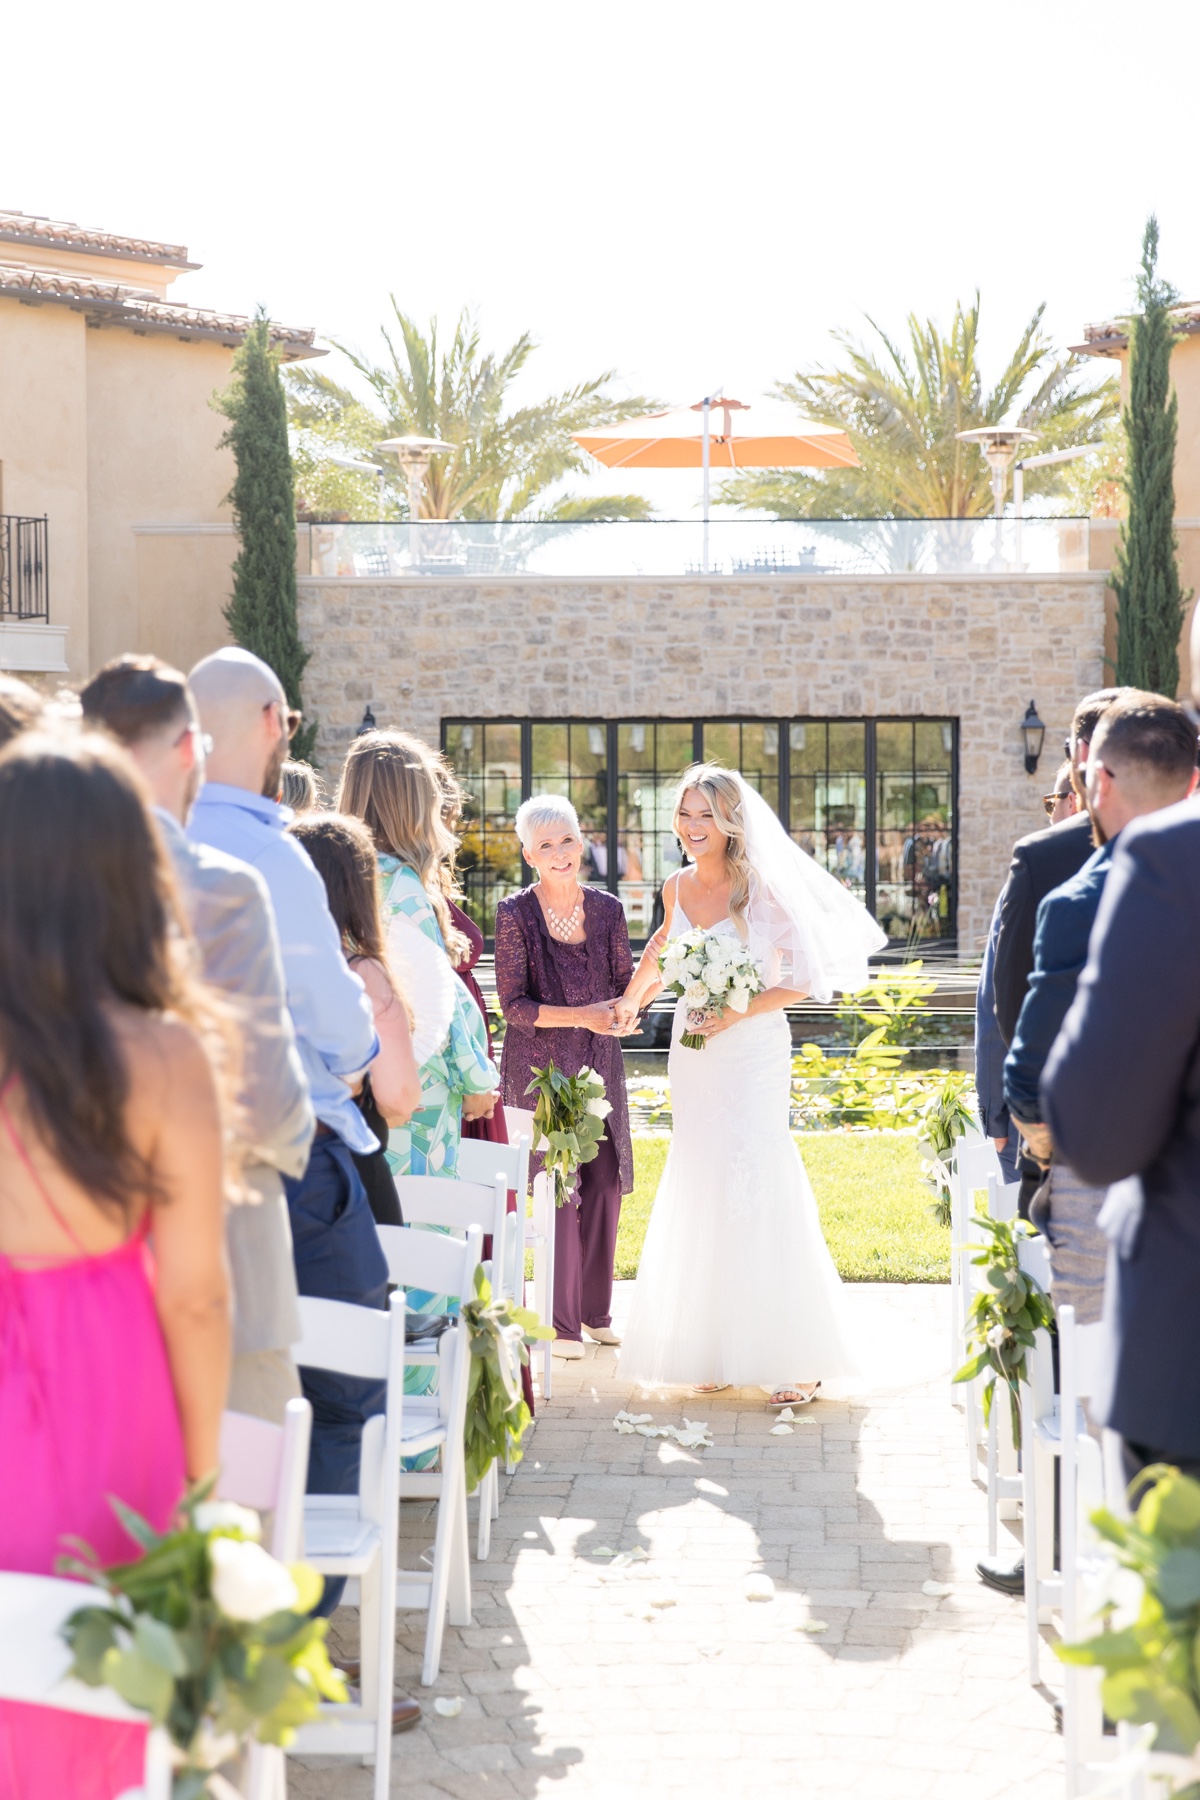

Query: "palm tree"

xmin=720 ymin=296 xmax=1118 ymax=518
xmin=287 ymin=305 xmax=658 ymax=521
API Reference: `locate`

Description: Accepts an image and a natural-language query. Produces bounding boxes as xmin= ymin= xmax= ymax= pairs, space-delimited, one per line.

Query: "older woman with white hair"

xmin=494 ymin=795 xmax=635 ymax=1359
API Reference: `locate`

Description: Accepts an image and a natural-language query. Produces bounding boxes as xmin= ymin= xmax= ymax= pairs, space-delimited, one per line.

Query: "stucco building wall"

xmin=297 ymin=570 xmax=1108 ymax=952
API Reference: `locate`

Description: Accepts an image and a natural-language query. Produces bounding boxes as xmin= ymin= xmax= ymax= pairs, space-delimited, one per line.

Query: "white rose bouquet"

xmin=658 ymin=928 xmax=765 ymax=1050
xmin=525 ymin=1059 xmax=612 ymax=1207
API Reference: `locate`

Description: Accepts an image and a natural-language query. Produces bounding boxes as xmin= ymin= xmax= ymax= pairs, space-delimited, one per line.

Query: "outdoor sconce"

xmin=356 ymin=704 xmax=377 ymax=736
xmin=1021 ymin=699 xmax=1046 ymax=775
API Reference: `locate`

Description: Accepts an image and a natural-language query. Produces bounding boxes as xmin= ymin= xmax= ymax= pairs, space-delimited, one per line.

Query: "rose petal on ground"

xmin=922 ymin=1580 xmax=954 ymax=1597
xmin=776 ymin=1407 xmax=796 ymax=1421
xmin=628 ymin=1545 xmax=649 ymax=1560
xmin=770 ymin=1423 xmax=794 ymax=1436
xmin=744 ymin=1574 xmax=775 ymax=1602
xmin=433 ymin=1697 xmax=463 ymax=1717
xmin=592 ymin=1547 xmax=616 ymax=1558
xmin=797 ymin=1620 xmax=829 ymax=1633
xmin=649 ymin=1591 xmax=676 ymax=1608
xmin=614 ymin=1421 xmax=636 ymax=1435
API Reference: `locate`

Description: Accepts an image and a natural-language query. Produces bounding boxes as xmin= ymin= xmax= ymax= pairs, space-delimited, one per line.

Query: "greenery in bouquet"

xmin=1058 ymin=1465 xmax=1200 ymax=1777
xmin=952 ymin=1210 xmax=1054 ymax=1449
xmin=526 ymin=1059 xmax=611 ymax=1208
xmin=59 ymin=1484 xmax=345 ymax=1796
xmin=461 ymin=1265 xmax=554 ymax=1489
xmin=658 ymin=926 xmax=765 ymax=1050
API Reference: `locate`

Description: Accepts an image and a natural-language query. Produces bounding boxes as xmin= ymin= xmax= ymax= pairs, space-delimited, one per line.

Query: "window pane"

xmin=702 ymin=722 xmax=739 ymax=768
xmin=790 ymin=720 xmax=824 ymax=776
xmin=789 ymin=720 xmax=867 ymax=904
xmin=530 ymin=722 xmax=568 ymax=782
xmin=615 ymin=721 xmax=691 ymax=934
xmin=874 ymin=718 xmax=954 ymax=945
xmin=828 ymin=721 xmax=866 ymax=773
xmin=444 ymin=721 xmax=524 ymax=936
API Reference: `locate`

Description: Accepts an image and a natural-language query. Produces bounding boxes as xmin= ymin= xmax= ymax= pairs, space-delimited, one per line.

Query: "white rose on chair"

xmin=658 ymin=927 xmax=765 ymax=1050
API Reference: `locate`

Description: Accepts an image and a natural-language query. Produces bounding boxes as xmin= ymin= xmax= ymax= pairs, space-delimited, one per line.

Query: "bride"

xmin=615 ymin=763 xmax=887 ymax=1405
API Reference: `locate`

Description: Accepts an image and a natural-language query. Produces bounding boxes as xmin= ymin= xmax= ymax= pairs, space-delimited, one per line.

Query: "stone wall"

xmin=297 ymin=571 xmax=1109 ymax=953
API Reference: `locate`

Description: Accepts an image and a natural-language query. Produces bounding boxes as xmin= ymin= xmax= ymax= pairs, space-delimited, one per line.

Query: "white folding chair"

xmin=387 ymin=1175 xmax=508 ymax=1560
xmin=288 ymin=1291 xmax=406 ymax=1799
xmin=375 ymin=1224 xmax=482 ymax=1678
xmin=0 ymin=1571 xmax=172 ymax=1800
xmin=505 ymin=1104 xmax=555 ymax=1402
xmin=216 ymin=1398 xmax=312 ymax=1800
xmin=456 ymin=1129 xmax=532 ymax=1303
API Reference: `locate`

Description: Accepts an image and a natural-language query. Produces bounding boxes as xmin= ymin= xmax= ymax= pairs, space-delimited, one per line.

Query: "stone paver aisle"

xmin=292 ymin=1283 xmax=1061 ymax=1799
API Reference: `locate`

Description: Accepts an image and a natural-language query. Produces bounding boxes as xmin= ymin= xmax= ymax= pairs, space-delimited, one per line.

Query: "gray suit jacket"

xmin=158 ymin=809 xmax=314 ymax=1355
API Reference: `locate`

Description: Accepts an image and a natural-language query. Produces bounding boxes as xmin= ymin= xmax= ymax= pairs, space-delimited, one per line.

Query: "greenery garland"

xmin=461 ymin=1266 xmax=553 ymax=1490
xmin=952 ymin=1210 xmax=1054 ymax=1449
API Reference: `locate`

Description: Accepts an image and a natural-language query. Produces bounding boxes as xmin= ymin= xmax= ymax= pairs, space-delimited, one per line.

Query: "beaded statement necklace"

xmin=543 ymin=885 xmax=584 ymax=941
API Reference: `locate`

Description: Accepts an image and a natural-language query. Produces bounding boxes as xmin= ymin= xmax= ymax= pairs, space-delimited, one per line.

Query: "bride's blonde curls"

xmin=673 ymin=763 xmax=755 ymax=937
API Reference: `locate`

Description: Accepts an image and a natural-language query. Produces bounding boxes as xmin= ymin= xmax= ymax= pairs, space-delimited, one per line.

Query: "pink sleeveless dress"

xmin=0 ymin=1083 xmax=187 ymax=1800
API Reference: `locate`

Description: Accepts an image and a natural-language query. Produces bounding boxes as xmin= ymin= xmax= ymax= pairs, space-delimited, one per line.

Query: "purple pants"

xmin=554 ymin=1133 xmax=622 ymax=1341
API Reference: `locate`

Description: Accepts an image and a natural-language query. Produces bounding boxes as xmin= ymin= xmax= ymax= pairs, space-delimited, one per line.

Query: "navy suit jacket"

xmin=1004 ymin=842 xmax=1113 ymax=1125
xmin=993 ymin=811 xmax=1096 ymax=1045
xmin=1043 ymin=800 xmax=1200 ymax=1457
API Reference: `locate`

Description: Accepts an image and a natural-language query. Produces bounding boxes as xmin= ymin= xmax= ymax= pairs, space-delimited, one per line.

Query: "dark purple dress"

xmin=494 ymin=886 xmax=634 ymax=1342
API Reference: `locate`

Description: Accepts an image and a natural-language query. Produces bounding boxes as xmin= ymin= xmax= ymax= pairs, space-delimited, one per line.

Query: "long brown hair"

xmin=673 ymin=762 xmax=754 ymax=938
xmin=289 ymin=813 xmax=414 ymax=1023
xmin=336 ymin=730 xmax=469 ymax=965
xmin=0 ymin=729 xmax=231 ymax=1219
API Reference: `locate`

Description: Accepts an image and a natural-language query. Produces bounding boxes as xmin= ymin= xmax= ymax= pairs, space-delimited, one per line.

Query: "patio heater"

xmin=377 ymin=435 xmax=455 ymax=568
xmin=955 ymin=425 xmax=1036 ymax=568
xmin=1012 ymin=443 xmax=1103 ymax=569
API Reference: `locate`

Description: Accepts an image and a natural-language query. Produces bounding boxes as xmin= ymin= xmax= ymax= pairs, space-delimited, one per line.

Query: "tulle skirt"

xmin=620 ymin=1008 xmax=859 ymax=1390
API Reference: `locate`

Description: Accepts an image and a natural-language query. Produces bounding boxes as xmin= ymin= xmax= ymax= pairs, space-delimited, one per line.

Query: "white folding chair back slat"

xmin=218 ymin=1397 xmax=311 ymax=1564
xmin=504 ymin=1106 xmax=555 ymax=1401
xmin=456 ymin=1132 xmax=532 ymax=1300
xmin=0 ymin=1572 xmax=172 ymax=1799
xmin=289 ymin=1291 xmax=406 ymax=1800
xmin=951 ymin=1138 xmax=1004 ymax=1473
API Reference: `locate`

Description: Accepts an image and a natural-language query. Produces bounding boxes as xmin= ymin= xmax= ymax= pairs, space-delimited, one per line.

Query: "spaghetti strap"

xmin=0 ymin=1080 xmax=89 ymax=1256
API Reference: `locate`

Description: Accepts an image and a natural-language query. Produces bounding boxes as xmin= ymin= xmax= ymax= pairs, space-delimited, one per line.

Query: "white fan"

xmin=386 ymin=909 xmax=457 ymax=1065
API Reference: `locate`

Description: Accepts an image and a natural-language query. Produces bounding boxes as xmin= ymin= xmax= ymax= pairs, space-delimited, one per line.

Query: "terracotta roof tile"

xmin=0 ymin=210 xmax=198 ymax=269
xmin=0 ymin=261 xmax=322 ymax=360
xmin=1072 ymin=304 xmax=1200 ymax=358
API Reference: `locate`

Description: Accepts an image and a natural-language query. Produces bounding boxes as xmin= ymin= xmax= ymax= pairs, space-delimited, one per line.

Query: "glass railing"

xmin=299 ymin=516 xmax=1091 ymax=580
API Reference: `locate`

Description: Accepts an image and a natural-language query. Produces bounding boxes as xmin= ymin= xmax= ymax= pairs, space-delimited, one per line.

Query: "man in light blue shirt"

xmin=188 ymin=649 xmax=391 ymax=1612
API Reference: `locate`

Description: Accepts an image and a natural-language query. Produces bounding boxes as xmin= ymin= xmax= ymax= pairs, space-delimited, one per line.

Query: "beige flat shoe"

xmin=552 ymin=1338 xmax=585 ymax=1360
xmin=583 ymin=1325 xmax=622 ymax=1346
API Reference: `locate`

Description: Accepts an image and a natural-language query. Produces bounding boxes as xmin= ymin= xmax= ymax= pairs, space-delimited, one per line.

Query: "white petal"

xmin=433 ymin=1696 xmax=463 ymax=1718
xmin=770 ymin=1423 xmax=794 ymax=1436
xmin=743 ymin=1574 xmax=775 ymax=1602
xmin=629 ymin=1546 xmax=649 ymax=1561
xmin=649 ymin=1590 xmax=676 ymax=1608
xmin=797 ymin=1620 xmax=829 ymax=1633
xmin=775 ymin=1407 xmax=796 ymax=1422
xmin=611 ymin=1553 xmax=633 ymax=1569
xmin=591 ymin=1547 xmax=616 ymax=1558
xmin=697 ymin=1641 xmax=724 ymax=1658
xmin=921 ymin=1580 xmax=953 ymax=1597
xmin=614 ymin=1421 xmax=636 ymax=1435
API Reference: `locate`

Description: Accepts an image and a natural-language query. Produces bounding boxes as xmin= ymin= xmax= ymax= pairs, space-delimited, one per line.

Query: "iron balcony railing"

xmin=0 ymin=515 xmax=49 ymax=620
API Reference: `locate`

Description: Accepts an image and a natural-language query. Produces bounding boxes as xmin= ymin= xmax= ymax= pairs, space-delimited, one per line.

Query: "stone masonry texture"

xmin=298 ymin=572 xmax=1108 ymax=952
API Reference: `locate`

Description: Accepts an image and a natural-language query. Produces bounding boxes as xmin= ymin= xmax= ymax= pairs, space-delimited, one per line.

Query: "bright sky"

xmin=7 ymin=0 xmax=1199 ymax=513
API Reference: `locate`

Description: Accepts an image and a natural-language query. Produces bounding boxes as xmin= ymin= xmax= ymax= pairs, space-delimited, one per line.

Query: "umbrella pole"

xmin=702 ymin=395 xmax=711 ymax=572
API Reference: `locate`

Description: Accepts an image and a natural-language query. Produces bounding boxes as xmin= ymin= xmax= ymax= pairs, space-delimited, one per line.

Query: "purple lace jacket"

xmin=494 ymin=886 xmax=634 ymax=1195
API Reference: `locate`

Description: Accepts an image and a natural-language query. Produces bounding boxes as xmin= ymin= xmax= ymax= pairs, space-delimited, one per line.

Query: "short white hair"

xmin=515 ymin=793 xmax=581 ymax=850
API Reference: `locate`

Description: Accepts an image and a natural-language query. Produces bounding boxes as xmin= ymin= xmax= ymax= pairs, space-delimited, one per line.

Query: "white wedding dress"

xmin=619 ymin=894 xmax=860 ymax=1391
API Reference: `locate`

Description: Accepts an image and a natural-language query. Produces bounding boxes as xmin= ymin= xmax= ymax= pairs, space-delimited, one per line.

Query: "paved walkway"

xmin=292 ymin=1283 xmax=1061 ymax=1799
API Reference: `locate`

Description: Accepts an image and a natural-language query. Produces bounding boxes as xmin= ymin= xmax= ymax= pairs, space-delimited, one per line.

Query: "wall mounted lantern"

xmin=356 ymin=704 xmax=377 ymax=736
xmin=1021 ymin=699 xmax=1046 ymax=775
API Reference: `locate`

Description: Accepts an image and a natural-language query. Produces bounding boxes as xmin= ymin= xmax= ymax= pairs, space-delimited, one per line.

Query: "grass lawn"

xmin=614 ymin=1132 xmax=949 ymax=1284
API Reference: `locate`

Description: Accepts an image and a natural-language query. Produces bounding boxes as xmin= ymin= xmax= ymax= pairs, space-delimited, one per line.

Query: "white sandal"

xmin=769 ymin=1383 xmax=820 ymax=1408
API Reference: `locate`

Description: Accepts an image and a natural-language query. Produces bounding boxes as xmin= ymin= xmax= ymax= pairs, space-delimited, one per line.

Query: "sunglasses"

xmin=264 ymin=701 xmax=303 ymax=740
xmin=1042 ymin=792 xmax=1071 ymax=817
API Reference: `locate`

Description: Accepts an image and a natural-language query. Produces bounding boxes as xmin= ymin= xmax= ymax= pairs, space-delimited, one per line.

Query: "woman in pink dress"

xmin=0 ymin=730 xmax=233 ymax=1800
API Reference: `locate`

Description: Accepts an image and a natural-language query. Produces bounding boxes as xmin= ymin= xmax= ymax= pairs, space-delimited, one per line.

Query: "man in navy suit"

xmin=1044 ymin=637 xmax=1200 ymax=1479
xmin=1007 ymin=696 xmax=1198 ymax=1323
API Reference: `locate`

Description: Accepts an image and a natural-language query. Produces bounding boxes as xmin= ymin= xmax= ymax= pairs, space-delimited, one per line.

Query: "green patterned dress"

xmin=378 ymin=858 xmax=497 ymax=1448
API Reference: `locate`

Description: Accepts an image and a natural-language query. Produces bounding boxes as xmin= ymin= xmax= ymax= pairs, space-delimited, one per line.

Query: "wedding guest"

xmin=290 ymin=811 xmax=420 ymax=1227
xmin=493 ymin=795 xmax=634 ymax=1359
xmin=281 ymin=757 xmax=323 ymax=813
xmin=337 ymin=731 xmax=498 ymax=1181
xmin=80 ymin=654 xmax=315 ymax=1421
xmin=186 ymin=653 xmax=399 ymax=1645
xmin=1006 ymin=694 xmax=1198 ymax=1324
xmin=974 ymin=891 xmax=1020 ymax=1184
xmin=1044 ymin=629 xmax=1200 ymax=1481
xmin=1044 ymin=760 xmax=1080 ymax=826
xmin=0 ymin=730 xmax=231 ymax=1798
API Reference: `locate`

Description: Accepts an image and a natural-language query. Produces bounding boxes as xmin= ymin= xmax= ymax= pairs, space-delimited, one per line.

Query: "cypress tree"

xmin=216 ymin=308 xmax=317 ymax=759
xmin=1113 ymin=217 xmax=1189 ymax=695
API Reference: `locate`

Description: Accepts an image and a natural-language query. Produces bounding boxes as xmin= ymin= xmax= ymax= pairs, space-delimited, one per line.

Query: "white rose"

xmin=209 ymin=1536 xmax=299 ymax=1622
xmin=684 ymin=956 xmax=706 ymax=979
xmin=726 ymin=985 xmax=751 ymax=1013
xmin=194 ymin=1501 xmax=262 ymax=1541
xmin=586 ymin=1097 xmax=612 ymax=1118
xmin=683 ymin=981 xmax=710 ymax=1009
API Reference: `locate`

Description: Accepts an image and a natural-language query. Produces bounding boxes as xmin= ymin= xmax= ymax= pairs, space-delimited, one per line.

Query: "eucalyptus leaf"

xmin=100 ymin=1643 xmax=174 ymax=1720
xmin=133 ymin=1612 xmax=188 ymax=1676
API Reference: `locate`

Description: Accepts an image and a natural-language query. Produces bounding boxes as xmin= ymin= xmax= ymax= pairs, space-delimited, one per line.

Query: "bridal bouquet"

xmin=659 ymin=928 xmax=765 ymax=1050
xmin=526 ymin=1059 xmax=611 ymax=1207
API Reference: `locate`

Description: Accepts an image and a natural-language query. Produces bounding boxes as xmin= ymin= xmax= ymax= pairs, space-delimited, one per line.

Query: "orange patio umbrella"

xmin=573 ymin=394 xmax=858 ymax=568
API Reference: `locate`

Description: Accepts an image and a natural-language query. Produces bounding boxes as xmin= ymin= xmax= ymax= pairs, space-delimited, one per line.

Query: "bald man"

xmin=187 ymin=650 xmax=393 ymax=1620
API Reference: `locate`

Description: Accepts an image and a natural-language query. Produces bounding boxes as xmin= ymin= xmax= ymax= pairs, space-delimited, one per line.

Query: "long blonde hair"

xmin=336 ymin=731 xmax=470 ymax=965
xmin=673 ymin=762 xmax=755 ymax=937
